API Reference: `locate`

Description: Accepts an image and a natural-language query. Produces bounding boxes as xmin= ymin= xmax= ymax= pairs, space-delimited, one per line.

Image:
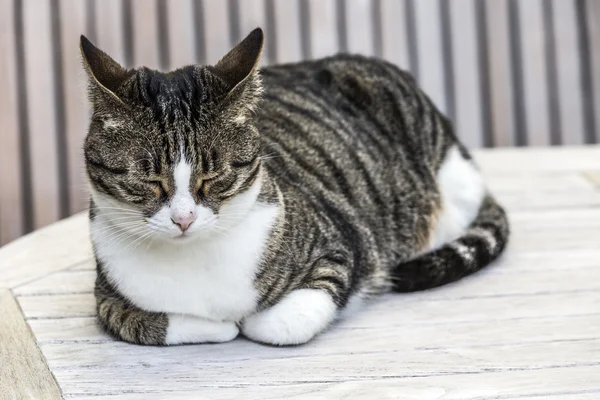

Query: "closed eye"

xmin=231 ymin=155 xmax=258 ymax=168
xmin=149 ymin=180 xmax=168 ymax=198
xmin=197 ymin=176 xmax=217 ymax=199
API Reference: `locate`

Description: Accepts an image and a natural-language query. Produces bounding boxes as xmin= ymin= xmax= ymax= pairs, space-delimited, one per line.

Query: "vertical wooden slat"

xmin=0 ymin=0 xmax=24 ymax=244
xmin=95 ymin=0 xmax=126 ymax=66
xmin=484 ymin=0 xmax=516 ymax=147
xmin=344 ymin=0 xmax=375 ymax=56
xmin=449 ymin=0 xmax=483 ymax=148
xmin=414 ymin=0 xmax=447 ymax=113
xmin=166 ymin=0 xmax=196 ymax=68
xmin=23 ymin=0 xmax=61 ymax=229
xmin=577 ymin=0 xmax=596 ymax=145
xmin=131 ymin=0 xmax=160 ymax=69
xmin=553 ymin=0 xmax=586 ymax=145
xmin=379 ymin=0 xmax=410 ymax=70
xmin=272 ymin=0 xmax=303 ymax=63
xmin=508 ymin=0 xmax=526 ymax=146
xmin=202 ymin=0 xmax=231 ymax=63
xmin=59 ymin=0 xmax=89 ymax=215
xmin=586 ymin=0 xmax=600 ymax=143
xmin=517 ymin=0 xmax=551 ymax=146
xmin=306 ymin=0 xmax=338 ymax=59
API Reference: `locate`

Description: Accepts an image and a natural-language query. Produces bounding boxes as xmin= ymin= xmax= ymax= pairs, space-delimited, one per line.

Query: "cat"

xmin=82 ymin=28 xmax=509 ymax=346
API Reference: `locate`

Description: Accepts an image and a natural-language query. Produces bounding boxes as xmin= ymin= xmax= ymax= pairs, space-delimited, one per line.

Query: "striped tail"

xmin=392 ymin=195 xmax=509 ymax=292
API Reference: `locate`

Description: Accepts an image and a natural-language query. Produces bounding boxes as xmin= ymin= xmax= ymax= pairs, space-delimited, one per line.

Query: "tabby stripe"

xmin=267 ymin=109 xmax=355 ymax=199
xmin=288 ymin=88 xmax=391 ymax=214
xmin=86 ymin=157 xmax=128 ymax=175
xmin=116 ymin=181 xmax=147 ymax=201
xmin=300 ymin=85 xmax=391 ymax=160
xmin=268 ymin=86 xmax=378 ymax=161
xmin=380 ymin=87 xmax=435 ymax=188
xmin=231 ymin=154 xmax=258 ymax=168
xmin=378 ymin=62 xmax=440 ymax=159
xmin=260 ymin=115 xmax=347 ymax=196
xmin=334 ymin=77 xmax=398 ymax=156
xmin=89 ymin=174 xmax=116 ymax=197
xmin=264 ymin=92 xmax=388 ymax=212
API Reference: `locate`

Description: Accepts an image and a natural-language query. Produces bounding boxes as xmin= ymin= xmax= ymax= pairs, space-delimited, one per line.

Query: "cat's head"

xmin=82 ymin=28 xmax=265 ymax=243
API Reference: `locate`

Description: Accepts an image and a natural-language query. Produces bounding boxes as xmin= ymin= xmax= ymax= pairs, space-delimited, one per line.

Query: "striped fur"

xmin=82 ymin=29 xmax=509 ymax=346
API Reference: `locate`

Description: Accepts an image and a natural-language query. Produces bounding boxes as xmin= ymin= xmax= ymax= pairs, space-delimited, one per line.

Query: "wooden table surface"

xmin=1 ymin=146 xmax=600 ymax=399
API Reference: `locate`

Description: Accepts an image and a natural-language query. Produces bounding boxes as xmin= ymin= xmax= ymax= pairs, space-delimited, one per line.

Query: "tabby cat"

xmin=82 ymin=28 xmax=509 ymax=346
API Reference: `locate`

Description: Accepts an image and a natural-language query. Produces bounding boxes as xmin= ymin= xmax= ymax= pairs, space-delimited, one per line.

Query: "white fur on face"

xmin=147 ymin=159 xmax=216 ymax=240
xmin=94 ymin=155 xmax=262 ymax=243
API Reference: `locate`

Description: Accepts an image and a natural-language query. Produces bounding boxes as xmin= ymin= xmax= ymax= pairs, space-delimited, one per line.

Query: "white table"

xmin=2 ymin=146 xmax=600 ymax=399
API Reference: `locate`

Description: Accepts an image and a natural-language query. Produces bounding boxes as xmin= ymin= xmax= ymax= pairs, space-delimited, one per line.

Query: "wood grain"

xmin=583 ymin=172 xmax=600 ymax=188
xmin=3 ymin=131 xmax=600 ymax=398
xmin=0 ymin=212 xmax=92 ymax=288
xmin=586 ymin=0 xmax=600 ymax=143
xmin=0 ymin=0 xmax=25 ymax=244
xmin=518 ymin=0 xmax=551 ymax=146
xmin=344 ymin=0 xmax=375 ymax=56
xmin=23 ymin=0 xmax=61 ymax=229
xmin=131 ymin=0 xmax=160 ymax=69
xmin=95 ymin=0 xmax=126 ymax=66
xmin=413 ymin=0 xmax=446 ymax=114
xmin=378 ymin=0 xmax=410 ymax=70
xmin=0 ymin=289 xmax=62 ymax=399
xmin=484 ymin=0 xmax=516 ymax=147
xmin=68 ymin=388 xmax=600 ymax=400
xmin=448 ymin=0 xmax=483 ymax=148
xmin=271 ymin=0 xmax=303 ymax=63
xmin=201 ymin=0 xmax=231 ymax=64
xmin=305 ymin=0 xmax=338 ymax=59
xmin=553 ymin=0 xmax=585 ymax=145
xmin=166 ymin=0 xmax=196 ymax=68
xmin=473 ymin=146 xmax=600 ymax=172
xmin=59 ymin=0 xmax=89 ymax=215
xmin=48 ymin=340 xmax=600 ymax=395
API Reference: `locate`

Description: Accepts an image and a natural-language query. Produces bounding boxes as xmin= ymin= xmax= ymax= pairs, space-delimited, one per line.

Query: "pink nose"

xmin=171 ymin=211 xmax=197 ymax=232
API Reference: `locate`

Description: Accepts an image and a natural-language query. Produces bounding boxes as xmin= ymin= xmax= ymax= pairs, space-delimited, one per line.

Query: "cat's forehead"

xmin=114 ymin=66 xmax=224 ymax=131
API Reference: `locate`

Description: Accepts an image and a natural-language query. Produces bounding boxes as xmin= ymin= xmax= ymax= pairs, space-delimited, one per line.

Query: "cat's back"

xmin=255 ymin=54 xmax=449 ymax=187
xmin=259 ymin=54 xmax=417 ymax=118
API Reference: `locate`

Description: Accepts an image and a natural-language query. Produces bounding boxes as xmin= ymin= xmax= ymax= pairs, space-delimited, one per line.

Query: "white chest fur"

xmin=92 ymin=204 xmax=278 ymax=322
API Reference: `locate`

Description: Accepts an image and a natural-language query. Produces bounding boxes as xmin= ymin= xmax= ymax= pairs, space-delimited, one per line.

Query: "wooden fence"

xmin=1 ymin=0 xmax=599 ymax=245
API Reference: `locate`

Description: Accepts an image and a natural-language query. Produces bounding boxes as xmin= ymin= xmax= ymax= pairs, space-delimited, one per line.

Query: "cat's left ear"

xmin=210 ymin=27 xmax=263 ymax=90
xmin=209 ymin=28 xmax=264 ymax=118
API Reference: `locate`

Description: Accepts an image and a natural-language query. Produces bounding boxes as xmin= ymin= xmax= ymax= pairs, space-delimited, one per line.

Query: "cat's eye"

xmin=231 ymin=155 xmax=258 ymax=168
xmin=197 ymin=177 xmax=215 ymax=199
xmin=149 ymin=180 xmax=168 ymax=198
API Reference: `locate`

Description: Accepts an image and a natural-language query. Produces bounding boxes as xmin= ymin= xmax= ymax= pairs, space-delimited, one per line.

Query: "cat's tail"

xmin=391 ymin=194 xmax=509 ymax=292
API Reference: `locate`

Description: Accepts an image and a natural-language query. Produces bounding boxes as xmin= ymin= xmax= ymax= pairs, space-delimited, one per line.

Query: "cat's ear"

xmin=208 ymin=28 xmax=264 ymax=121
xmin=80 ymin=35 xmax=131 ymax=103
xmin=210 ymin=27 xmax=264 ymax=90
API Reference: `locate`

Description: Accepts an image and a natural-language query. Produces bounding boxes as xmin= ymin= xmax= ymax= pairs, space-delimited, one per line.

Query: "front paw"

xmin=165 ymin=314 xmax=239 ymax=345
xmin=242 ymin=289 xmax=337 ymax=346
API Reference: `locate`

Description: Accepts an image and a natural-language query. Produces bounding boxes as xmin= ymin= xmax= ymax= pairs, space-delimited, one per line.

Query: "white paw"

xmin=242 ymin=289 xmax=337 ymax=345
xmin=165 ymin=314 xmax=239 ymax=345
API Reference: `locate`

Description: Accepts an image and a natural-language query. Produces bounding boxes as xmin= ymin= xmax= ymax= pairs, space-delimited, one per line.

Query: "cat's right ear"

xmin=80 ymin=35 xmax=131 ymax=103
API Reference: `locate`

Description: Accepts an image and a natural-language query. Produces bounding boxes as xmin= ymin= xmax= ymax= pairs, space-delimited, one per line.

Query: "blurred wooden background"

xmin=1 ymin=0 xmax=599 ymax=245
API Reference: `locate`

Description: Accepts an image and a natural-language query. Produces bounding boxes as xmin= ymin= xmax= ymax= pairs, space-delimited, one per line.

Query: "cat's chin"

xmin=159 ymin=228 xmax=220 ymax=245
